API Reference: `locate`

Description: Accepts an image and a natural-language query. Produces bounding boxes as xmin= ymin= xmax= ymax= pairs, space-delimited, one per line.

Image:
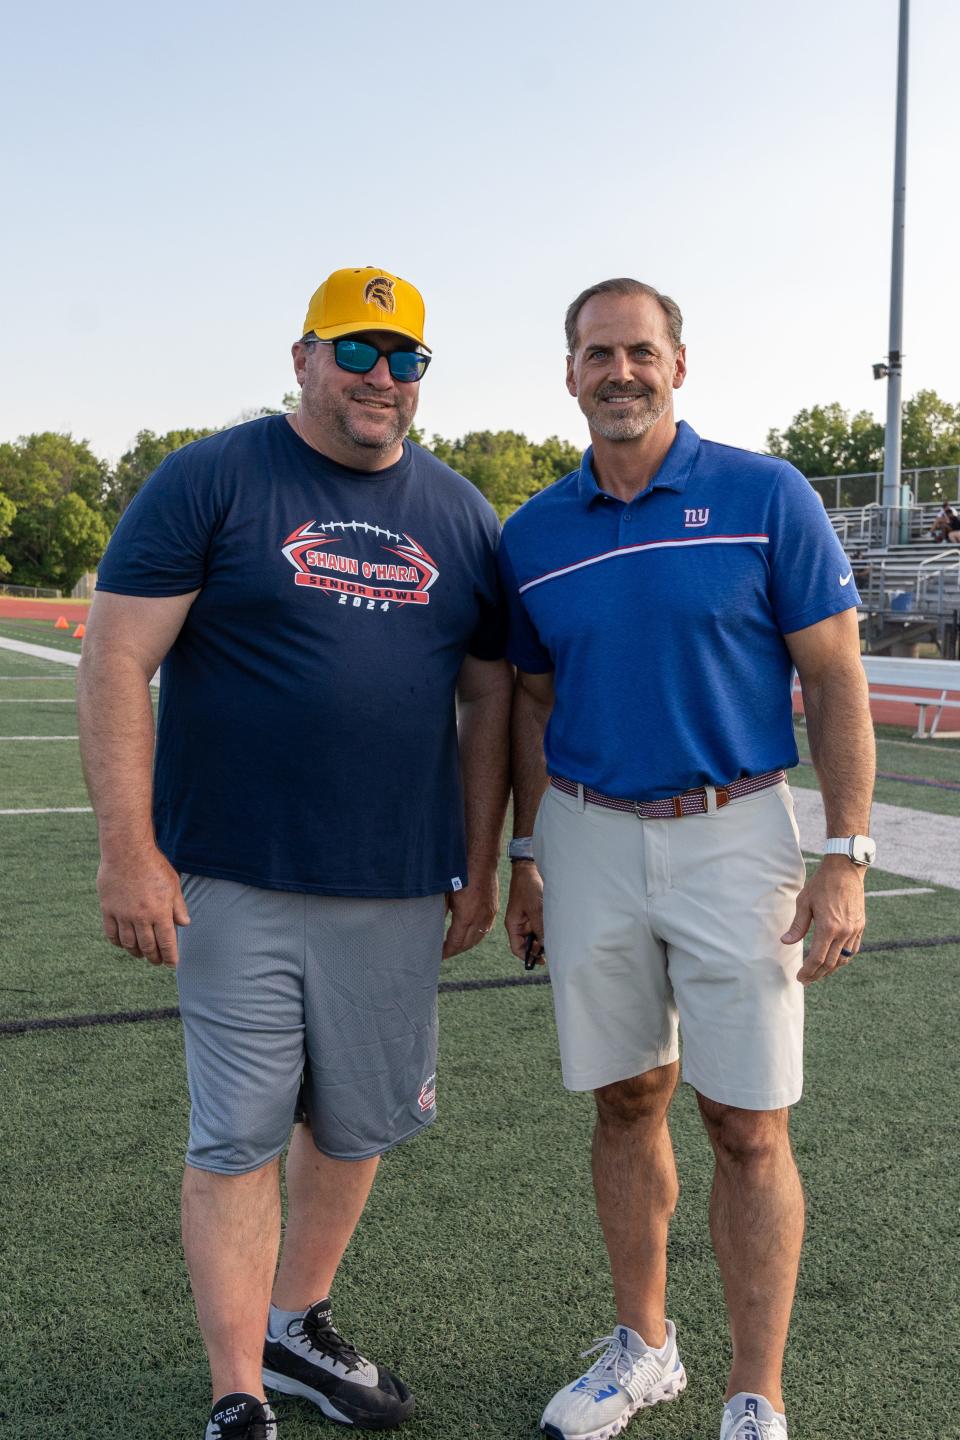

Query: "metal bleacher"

xmin=822 ymin=498 xmax=960 ymax=659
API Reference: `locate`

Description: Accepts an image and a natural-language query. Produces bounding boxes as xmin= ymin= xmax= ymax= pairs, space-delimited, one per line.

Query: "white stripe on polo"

xmin=517 ymin=534 xmax=770 ymax=595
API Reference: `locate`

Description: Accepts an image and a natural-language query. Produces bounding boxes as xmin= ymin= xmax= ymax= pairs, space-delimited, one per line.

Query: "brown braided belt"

xmin=549 ymin=768 xmax=787 ymax=820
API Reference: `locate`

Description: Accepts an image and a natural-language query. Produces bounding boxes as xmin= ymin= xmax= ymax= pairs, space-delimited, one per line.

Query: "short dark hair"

xmin=565 ymin=278 xmax=683 ymax=355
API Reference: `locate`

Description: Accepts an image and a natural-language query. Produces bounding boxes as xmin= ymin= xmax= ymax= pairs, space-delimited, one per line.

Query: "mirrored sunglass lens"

xmin=388 ymin=352 xmax=427 ymax=381
xmin=334 ymin=340 xmax=378 ymax=373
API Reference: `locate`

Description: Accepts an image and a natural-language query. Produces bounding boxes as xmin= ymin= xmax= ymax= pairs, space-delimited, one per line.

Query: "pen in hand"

xmin=524 ymin=931 xmax=544 ymax=971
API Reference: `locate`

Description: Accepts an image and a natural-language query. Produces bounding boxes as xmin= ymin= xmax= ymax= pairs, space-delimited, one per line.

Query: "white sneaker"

xmin=720 ymin=1392 xmax=788 ymax=1440
xmin=540 ymin=1320 xmax=686 ymax=1440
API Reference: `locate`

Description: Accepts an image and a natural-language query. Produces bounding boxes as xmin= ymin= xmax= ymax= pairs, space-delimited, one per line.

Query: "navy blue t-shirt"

xmin=96 ymin=416 xmax=504 ymax=897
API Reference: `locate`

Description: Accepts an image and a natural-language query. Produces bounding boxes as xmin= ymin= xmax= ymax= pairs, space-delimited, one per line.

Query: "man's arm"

xmin=782 ymin=608 xmax=876 ymax=985
xmin=76 ymin=589 xmax=199 ymax=968
xmin=503 ymin=668 xmax=554 ymax=963
xmin=442 ymin=655 xmax=513 ymax=959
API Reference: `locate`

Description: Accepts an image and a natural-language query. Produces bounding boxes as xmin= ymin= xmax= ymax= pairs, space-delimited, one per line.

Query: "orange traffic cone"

xmin=73 ymin=623 xmax=86 ymax=639
xmin=54 ymin=616 xmax=69 ymax=629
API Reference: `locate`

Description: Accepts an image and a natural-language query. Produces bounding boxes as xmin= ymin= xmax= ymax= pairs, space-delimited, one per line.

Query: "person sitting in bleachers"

xmin=929 ymin=502 xmax=960 ymax=543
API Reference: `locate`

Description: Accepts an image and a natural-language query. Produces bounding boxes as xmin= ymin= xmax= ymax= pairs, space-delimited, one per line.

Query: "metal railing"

xmin=825 ymin=504 xmax=883 ymax=549
xmin=0 ymin=582 xmax=62 ymax=599
xmin=826 ymin=502 xmax=960 ymax=551
xmin=915 ymin=550 xmax=960 ymax=608
xmin=809 ymin=464 xmax=960 ymax=509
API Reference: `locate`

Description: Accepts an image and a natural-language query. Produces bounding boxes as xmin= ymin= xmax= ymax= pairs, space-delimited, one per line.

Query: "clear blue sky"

xmin=1 ymin=0 xmax=957 ymax=464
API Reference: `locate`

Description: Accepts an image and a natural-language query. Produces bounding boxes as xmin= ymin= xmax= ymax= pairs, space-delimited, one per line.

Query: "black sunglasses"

xmin=306 ymin=337 xmax=430 ymax=383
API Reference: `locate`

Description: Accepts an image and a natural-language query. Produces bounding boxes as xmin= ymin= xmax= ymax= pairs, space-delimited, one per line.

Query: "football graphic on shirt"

xmin=282 ymin=519 xmax=439 ymax=611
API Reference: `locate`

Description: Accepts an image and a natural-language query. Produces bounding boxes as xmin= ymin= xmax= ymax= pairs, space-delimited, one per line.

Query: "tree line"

xmin=1 ymin=391 xmax=959 ymax=593
xmin=766 ymin=390 xmax=960 ymax=478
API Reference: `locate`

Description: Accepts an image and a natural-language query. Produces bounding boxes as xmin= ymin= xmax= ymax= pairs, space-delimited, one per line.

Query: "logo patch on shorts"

xmin=450 ymin=876 xmax=463 ymax=891
xmin=418 ymin=1073 xmax=437 ymax=1112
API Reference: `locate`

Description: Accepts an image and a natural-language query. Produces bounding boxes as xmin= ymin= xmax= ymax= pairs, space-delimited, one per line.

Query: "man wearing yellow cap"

xmin=78 ymin=268 xmax=511 ymax=1440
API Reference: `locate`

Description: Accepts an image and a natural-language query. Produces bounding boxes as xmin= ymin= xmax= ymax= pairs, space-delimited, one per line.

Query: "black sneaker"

xmin=262 ymin=1299 xmax=414 ymax=1428
xmin=206 ymin=1392 xmax=277 ymax=1439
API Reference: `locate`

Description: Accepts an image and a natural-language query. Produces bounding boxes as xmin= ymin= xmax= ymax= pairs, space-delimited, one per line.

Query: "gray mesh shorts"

xmin=175 ymin=874 xmax=446 ymax=1174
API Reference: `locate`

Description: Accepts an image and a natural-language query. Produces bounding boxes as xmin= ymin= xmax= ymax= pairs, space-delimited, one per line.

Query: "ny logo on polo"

xmin=684 ymin=507 xmax=710 ymax=527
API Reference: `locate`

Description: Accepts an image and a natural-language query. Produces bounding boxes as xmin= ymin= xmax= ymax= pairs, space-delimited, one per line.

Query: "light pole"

xmin=875 ymin=0 xmax=909 ymax=519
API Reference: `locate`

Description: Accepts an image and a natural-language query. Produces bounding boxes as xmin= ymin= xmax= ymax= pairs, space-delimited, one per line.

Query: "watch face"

xmin=851 ymin=835 xmax=876 ymax=865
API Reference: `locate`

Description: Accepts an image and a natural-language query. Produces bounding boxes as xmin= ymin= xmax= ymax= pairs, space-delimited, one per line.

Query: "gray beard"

xmin=304 ymin=388 xmax=411 ymax=456
xmin=334 ymin=407 xmax=408 ymax=453
xmin=586 ymin=393 xmax=669 ymax=442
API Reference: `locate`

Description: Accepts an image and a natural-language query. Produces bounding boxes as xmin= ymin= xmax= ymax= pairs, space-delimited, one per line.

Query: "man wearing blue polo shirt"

xmin=500 ymin=278 xmax=875 ymax=1440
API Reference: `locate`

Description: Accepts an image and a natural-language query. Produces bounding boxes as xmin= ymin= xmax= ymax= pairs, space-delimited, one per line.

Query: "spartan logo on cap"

xmin=363 ymin=276 xmax=396 ymax=313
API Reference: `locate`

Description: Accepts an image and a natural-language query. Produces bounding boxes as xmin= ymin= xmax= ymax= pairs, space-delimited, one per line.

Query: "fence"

xmin=70 ymin=572 xmax=98 ymax=600
xmin=808 ymin=465 xmax=960 ymax=509
xmin=827 ymin=502 xmax=960 ymax=551
xmin=0 ymin=582 xmax=61 ymax=599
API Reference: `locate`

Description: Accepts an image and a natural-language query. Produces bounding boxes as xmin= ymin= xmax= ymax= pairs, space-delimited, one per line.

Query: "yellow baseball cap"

xmin=301 ymin=267 xmax=429 ymax=351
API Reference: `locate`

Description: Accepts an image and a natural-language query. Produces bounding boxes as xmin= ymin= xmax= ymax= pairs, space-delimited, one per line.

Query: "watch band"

xmin=824 ymin=835 xmax=876 ymax=866
xmin=507 ymin=836 xmax=535 ymax=861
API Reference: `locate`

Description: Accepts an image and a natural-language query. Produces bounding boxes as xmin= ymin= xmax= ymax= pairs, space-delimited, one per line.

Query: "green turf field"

xmin=0 ymin=616 xmax=86 ymax=654
xmin=792 ymin=720 xmax=960 ymax=816
xmin=1 ymin=641 xmax=958 ymax=1439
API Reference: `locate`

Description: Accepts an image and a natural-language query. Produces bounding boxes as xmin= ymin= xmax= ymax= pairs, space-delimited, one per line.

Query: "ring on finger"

xmin=839 ymin=947 xmax=855 ymax=957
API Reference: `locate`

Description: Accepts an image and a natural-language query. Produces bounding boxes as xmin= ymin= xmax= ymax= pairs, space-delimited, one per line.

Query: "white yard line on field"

xmin=0 ymin=735 xmax=79 ymax=741
xmin=0 ymin=807 xmax=93 ymax=815
xmin=867 ymin=886 xmax=936 ymax=898
xmin=0 ymin=639 xmax=82 ymax=665
xmin=874 ymin=735 xmax=960 ymax=751
xmin=791 ymin=788 xmax=960 ymax=890
xmin=0 ymin=638 xmax=159 ymax=686
xmin=0 ymin=699 xmax=75 ymax=703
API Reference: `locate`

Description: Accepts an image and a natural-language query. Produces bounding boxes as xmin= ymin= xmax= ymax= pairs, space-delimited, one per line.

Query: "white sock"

xmin=618 ymin=1323 xmax=671 ymax=1358
xmin=267 ymin=1302 xmax=305 ymax=1340
xmin=726 ymin=1392 xmax=786 ymax=1425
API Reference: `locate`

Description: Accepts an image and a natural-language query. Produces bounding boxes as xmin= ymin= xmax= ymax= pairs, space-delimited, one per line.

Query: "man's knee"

xmin=696 ymin=1093 xmax=791 ymax=1166
xmin=594 ymin=1062 xmax=679 ymax=1127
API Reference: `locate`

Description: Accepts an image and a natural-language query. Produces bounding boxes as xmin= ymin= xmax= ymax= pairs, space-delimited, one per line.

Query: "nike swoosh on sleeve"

xmin=839 ymin=572 xmax=853 ymax=586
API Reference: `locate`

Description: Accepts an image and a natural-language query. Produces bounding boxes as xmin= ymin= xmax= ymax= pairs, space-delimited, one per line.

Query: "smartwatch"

xmin=824 ymin=835 xmax=876 ymax=867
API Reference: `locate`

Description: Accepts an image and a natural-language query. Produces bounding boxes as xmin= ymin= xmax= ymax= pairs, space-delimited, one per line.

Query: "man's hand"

xmin=443 ymin=862 xmax=499 ymax=959
xmin=97 ymin=847 xmax=191 ymax=968
xmin=504 ymin=861 xmax=545 ymax=966
xmin=781 ymin=856 xmax=866 ymax=985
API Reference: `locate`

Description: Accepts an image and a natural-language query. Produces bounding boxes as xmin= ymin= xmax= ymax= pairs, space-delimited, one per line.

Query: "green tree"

xmin=530 ymin=435 xmax=583 ymax=491
xmin=0 ymin=432 xmax=112 ymax=591
xmin=765 ymin=403 xmax=883 ymax=478
xmin=767 ymin=391 xmax=960 ymax=483
xmin=900 ymin=389 xmax=960 ymax=471
xmin=107 ymin=427 xmax=215 ymax=519
xmin=428 ymin=430 xmax=581 ymax=519
xmin=0 ymin=490 xmax=16 ymax=576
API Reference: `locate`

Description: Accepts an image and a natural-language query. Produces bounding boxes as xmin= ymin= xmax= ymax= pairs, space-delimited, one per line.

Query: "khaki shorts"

xmin=534 ymin=780 xmax=806 ymax=1110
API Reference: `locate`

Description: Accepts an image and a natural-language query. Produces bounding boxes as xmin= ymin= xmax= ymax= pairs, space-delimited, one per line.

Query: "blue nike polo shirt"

xmin=498 ymin=420 xmax=860 ymax=801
